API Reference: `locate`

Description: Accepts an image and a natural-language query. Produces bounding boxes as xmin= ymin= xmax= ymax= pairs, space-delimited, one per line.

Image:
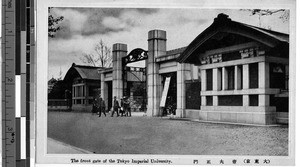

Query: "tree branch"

xmin=80 ymin=39 xmax=113 ymax=67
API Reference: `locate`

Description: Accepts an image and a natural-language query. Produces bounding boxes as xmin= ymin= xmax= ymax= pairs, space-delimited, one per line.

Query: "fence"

xmin=48 ymin=99 xmax=71 ymax=111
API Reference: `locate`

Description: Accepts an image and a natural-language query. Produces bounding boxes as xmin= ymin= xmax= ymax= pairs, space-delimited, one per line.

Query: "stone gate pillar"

xmin=146 ymin=30 xmax=166 ymax=116
xmin=176 ymin=63 xmax=189 ymax=117
xmin=112 ymin=43 xmax=127 ymax=103
xmin=100 ymin=72 xmax=108 ymax=110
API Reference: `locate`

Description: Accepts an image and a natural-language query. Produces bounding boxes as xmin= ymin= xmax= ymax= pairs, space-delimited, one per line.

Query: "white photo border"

xmin=35 ymin=0 xmax=296 ymax=166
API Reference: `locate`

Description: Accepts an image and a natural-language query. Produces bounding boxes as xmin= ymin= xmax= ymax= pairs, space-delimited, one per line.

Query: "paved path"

xmin=48 ymin=111 xmax=288 ymax=155
xmin=48 ymin=138 xmax=93 ymax=154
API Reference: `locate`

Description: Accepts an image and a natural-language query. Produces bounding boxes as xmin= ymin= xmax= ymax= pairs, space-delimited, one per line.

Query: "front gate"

xmin=122 ymin=48 xmax=148 ymax=112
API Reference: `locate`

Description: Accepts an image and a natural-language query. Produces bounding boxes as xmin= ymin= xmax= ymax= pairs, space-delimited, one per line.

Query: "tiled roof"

xmin=156 ymin=47 xmax=187 ymax=63
xmin=238 ymin=21 xmax=288 ymax=43
xmin=64 ymin=63 xmax=106 ymax=81
xmin=166 ymin=47 xmax=187 ymax=56
xmin=74 ymin=66 xmax=101 ymax=80
xmin=177 ymin=13 xmax=289 ymax=64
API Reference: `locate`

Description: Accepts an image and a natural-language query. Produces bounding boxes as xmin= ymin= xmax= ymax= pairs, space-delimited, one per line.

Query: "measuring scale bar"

xmin=2 ymin=0 xmax=30 ymax=166
xmin=15 ymin=75 xmax=26 ymax=160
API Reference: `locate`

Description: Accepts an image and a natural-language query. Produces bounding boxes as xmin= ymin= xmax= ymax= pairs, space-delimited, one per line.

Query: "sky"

xmin=48 ymin=8 xmax=290 ymax=80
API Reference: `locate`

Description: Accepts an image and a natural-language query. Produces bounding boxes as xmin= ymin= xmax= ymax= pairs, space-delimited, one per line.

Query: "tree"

xmin=242 ymin=9 xmax=289 ymax=27
xmin=48 ymin=7 xmax=64 ymax=38
xmin=48 ymin=80 xmax=68 ymax=99
xmin=80 ymin=39 xmax=112 ymax=68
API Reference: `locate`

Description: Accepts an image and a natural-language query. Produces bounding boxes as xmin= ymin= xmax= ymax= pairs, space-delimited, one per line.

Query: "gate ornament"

xmin=123 ymin=48 xmax=148 ymax=65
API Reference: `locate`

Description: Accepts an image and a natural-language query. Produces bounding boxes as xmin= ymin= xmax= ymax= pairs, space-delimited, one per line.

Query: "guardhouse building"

xmin=63 ymin=63 xmax=104 ymax=112
xmin=177 ymin=14 xmax=289 ymax=125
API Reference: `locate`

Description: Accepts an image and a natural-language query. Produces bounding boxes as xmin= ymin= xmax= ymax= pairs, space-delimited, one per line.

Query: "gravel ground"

xmin=48 ymin=111 xmax=288 ymax=155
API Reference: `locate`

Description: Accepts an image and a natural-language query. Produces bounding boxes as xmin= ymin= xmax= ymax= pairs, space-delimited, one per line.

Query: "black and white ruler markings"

xmin=2 ymin=0 xmax=34 ymax=166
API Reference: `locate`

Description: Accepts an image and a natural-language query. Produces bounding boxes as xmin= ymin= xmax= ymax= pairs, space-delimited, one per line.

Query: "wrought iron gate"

xmin=122 ymin=48 xmax=148 ymax=112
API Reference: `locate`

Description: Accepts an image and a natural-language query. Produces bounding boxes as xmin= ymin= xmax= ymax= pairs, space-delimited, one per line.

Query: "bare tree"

xmin=80 ymin=39 xmax=112 ymax=67
xmin=242 ymin=9 xmax=289 ymax=27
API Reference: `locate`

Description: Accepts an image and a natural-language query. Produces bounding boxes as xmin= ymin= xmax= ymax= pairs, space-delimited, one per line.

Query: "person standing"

xmin=91 ymin=98 xmax=98 ymax=115
xmin=99 ymin=97 xmax=106 ymax=117
xmin=124 ymin=97 xmax=131 ymax=117
xmin=111 ymin=96 xmax=120 ymax=117
xmin=120 ymin=97 xmax=125 ymax=117
xmin=96 ymin=96 xmax=101 ymax=116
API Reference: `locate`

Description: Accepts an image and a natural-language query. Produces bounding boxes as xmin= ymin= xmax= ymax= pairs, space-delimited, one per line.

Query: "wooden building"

xmin=177 ymin=13 xmax=289 ymax=124
xmin=63 ymin=63 xmax=104 ymax=112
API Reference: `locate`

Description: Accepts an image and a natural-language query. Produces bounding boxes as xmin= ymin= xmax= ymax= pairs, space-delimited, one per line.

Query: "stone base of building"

xmin=276 ymin=112 xmax=289 ymax=124
xmin=185 ymin=109 xmax=200 ymax=119
xmin=146 ymin=107 xmax=164 ymax=117
xmin=185 ymin=106 xmax=277 ymax=125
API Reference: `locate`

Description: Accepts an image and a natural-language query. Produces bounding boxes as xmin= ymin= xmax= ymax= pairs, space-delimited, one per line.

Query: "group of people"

xmin=91 ymin=97 xmax=106 ymax=117
xmin=112 ymin=96 xmax=131 ymax=117
xmin=92 ymin=96 xmax=131 ymax=117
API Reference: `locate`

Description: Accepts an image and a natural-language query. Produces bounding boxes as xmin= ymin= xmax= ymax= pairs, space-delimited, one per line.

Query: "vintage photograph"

xmin=47 ymin=7 xmax=290 ymax=156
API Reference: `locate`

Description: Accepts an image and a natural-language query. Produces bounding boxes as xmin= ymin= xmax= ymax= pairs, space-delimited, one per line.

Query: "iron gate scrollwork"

xmin=123 ymin=48 xmax=148 ymax=65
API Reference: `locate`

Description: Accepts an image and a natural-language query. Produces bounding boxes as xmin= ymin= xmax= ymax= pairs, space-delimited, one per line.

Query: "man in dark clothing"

xmin=120 ymin=97 xmax=125 ymax=116
xmin=91 ymin=98 xmax=98 ymax=115
xmin=99 ymin=98 xmax=106 ymax=117
xmin=124 ymin=97 xmax=131 ymax=117
xmin=111 ymin=96 xmax=120 ymax=117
